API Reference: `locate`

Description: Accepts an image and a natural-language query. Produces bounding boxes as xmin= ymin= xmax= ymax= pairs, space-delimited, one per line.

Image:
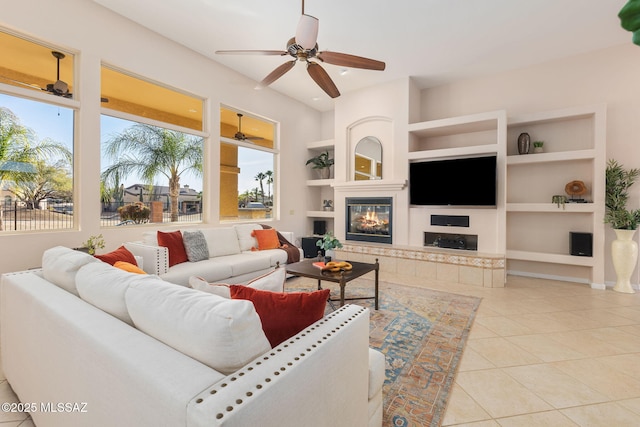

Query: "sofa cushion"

xmin=245 ymin=247 xmax=289 ymax=267
xmin=114 ymin=261 xmax=146 ymax=274
xmin=214 ymin=253 xmax=271 ymax=277
xmin=126 ymin=279 xmax=271 ymax=374
xmin=94 ymin=245 xmax=138 ymax=266
xmin=251 ymin=228 xmax=281 ymax=250
xmin=234 ymin=223 xmax=262 ymax=252
xmin=42 ymin=246 xmax=100 ymax=296
xmin=182 ymin=230 xmax=209 ymax=262
xmin=200 ymin=227 xmax=241 ymax=257
xmin=189 ymin=267 xmax=286 ymax=298
xmin=76 ymin=261 xmax=156 ymax=325
xmin=230 ymin=286 xmax=330 ymax=347
xmin=157 ymin=230 xmax=189 ymax=267
xmin=160 ymin=259 xmax=233 ymax=286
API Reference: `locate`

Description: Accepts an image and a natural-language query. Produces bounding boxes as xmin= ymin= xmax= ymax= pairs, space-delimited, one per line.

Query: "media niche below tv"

xmin=409 ymin=155 xmax=497 ymax=207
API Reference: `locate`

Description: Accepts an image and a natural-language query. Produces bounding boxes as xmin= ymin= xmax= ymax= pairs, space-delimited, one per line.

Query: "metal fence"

xmin=100 ymin=201 xmax=202 ymax=227
xmin=0 ymin=201 xmax=74 ymax=231
xmin=0 ymin=201 xmax=202 ymax=231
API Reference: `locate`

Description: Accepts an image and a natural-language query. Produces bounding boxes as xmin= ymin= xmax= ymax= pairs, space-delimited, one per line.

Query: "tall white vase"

xmin=612 ymin=228 xmax=638 ymax=294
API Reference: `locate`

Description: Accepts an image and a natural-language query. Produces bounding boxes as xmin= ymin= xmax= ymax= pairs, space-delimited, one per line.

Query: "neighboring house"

xmin=121 ymin=184 xmax=201 ymax=214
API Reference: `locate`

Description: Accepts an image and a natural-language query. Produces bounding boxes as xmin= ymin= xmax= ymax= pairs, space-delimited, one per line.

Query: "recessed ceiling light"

xmin=340 ymin=69 xmax=348 ymax=76
xmin=312 ymin=97 xmax=320 ymax=101
xmin=188 ymin=109 xmax=197 ymax=113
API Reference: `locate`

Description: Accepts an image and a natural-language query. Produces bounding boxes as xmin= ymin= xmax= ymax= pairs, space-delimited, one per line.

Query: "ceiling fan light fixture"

xmin=295 ymin=14 xmax=319 ymax=50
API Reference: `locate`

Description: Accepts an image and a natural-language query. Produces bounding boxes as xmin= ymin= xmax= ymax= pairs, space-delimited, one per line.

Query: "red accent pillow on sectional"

xmin=157 ymin=230 xmax=189 ymax=267
xmin=229 ymin=286 xmax=330 ymax=347
xmin=94 ymin=245 xmax=137 ymax=266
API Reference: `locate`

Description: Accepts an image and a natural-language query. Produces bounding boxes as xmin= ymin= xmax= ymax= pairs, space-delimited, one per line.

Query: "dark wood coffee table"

xmin=286 ymin=258 xmax=379 ymax=309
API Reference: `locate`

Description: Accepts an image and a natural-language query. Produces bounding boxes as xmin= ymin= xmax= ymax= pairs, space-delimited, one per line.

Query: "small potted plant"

xmin=533 ymin=141 xmax=544 ymax=153
xmin=316 ymin=231 xmax=343 ymax=262
xmin=306 ymin=151 xmax=334 ymax=179
xmin=81 ymin=234 xmax=106 ymax=255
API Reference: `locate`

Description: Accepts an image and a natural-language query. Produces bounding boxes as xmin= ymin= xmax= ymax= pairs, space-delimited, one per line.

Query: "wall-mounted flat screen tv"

xmin=409 ymin=155 xmax=497 ymax=207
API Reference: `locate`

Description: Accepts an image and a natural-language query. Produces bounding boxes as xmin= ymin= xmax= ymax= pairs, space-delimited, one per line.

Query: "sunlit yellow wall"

xmin=220 ymin=143 xmax=239 ymax=219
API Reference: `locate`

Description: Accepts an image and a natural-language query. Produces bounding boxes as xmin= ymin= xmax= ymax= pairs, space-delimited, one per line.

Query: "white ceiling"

xmin=93 ymin=0 xmax=631 ymax=112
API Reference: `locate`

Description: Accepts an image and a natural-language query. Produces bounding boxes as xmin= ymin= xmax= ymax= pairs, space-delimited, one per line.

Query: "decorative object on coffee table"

xmin=305 ymin=150 xmax=334 ymax=179
xmin=316 ymin=231 xmax=342 ymax=262
xmin=517 ymin=132 xmax=530 ymax=154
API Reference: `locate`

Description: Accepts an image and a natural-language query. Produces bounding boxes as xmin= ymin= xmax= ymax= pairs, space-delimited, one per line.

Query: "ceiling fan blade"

xmin=307 ymin=62 xmax=340 ymax=98
xmin=317 ymin=51 xmax=386 ymax=71
xmin=215 ymin=49 xmax=288 ymax=56
xmin=295 ymin=14 xmax=319 ymax=50
xmin=0 ymin=77 xmax=43 ymax=90
xmin=259 ymin=60 xmax=297 ymax=87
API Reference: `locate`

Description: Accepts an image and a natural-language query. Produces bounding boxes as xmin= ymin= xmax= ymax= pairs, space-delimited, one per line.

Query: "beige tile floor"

xmin=0 ymin=274 xmax=639 ymax=426
xmin=417 ymin=275 xmax=640 ymax=427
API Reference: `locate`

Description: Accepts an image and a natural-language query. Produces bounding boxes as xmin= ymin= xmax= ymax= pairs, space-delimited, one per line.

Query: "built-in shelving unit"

xmin=505 ymin=104 xmax=606 ymax=288
xmin=407 ymin=110 xmax=507 ymax=255
xmin=306 ymin=139 xmax=336 ymax=233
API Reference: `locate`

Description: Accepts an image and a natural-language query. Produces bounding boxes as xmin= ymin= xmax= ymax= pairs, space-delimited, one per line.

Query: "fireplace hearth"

xmin=345 ymin=197 xmax=392 ymax=244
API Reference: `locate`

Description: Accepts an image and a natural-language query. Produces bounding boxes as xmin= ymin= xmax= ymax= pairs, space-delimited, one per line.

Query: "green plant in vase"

xmin=316 ymin=231 xmax=343 ymax=261
xmin=533 ymin=141 xmax=544 ymax=153
xmin=82 ymin=234 xmax=105 ymax=255
xmin=305 ymin=151 xmax=334 ymax=179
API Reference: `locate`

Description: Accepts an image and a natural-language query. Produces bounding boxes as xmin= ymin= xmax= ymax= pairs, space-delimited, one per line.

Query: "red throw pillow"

xmin=230 ymin=286 xmax=330 ymax=347
xmin=251 ymin=228 xmax=281 ymax=250
xmin=157 ymin=230 xmax=188 ymax=267
xmin=94 ymin=245 xmax=137 ymax=266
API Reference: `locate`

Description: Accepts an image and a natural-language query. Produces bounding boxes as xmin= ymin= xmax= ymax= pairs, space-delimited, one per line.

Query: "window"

xmin=0 ymin=30 xmax=75 ymax=232
xmin=100 ymin=66 xmax=205 ymax=227
xmin=220 ymin=106 xmax=277 ymax=222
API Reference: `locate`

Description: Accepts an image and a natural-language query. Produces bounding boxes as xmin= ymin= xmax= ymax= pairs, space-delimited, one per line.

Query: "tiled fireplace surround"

xmin=336 ymin=242 xmax=505 ymax=288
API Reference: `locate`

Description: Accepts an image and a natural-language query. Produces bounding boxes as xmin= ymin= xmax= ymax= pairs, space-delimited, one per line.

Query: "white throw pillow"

xmin=201 ymin=227 xmax=241 ymax=257
xmin=125 ymin=279 xmax=271 ymax=374
xmin=42 ymin=246 xmax=100 ymax=296
xmin=234 ymin=223 xmax=262 ymax=252
xmin=189 ymin=267 xmax=286 ymax=298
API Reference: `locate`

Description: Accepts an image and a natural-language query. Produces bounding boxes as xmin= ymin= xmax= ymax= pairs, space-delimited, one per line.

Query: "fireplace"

xmin=345 ymin=197 xmax=392 ymax=244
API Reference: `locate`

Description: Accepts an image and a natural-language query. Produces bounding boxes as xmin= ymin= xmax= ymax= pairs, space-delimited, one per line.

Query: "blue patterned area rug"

xmin=286 ymin=277 xmax=481 ymax=427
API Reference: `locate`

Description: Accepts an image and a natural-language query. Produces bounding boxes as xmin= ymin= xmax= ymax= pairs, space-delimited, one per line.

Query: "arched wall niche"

xmin=346 ymin=116 xmax=393 ymax=182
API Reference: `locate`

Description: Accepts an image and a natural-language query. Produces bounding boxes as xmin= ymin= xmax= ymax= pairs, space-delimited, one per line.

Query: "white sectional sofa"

xmin=0 ymin=247 xmax=384 ymax=427
xmin=124 ymin=223 xmax=303 ymax=286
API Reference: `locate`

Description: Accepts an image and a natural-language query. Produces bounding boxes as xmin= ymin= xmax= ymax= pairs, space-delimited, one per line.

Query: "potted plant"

xmin=306 ymin=151 xmax=334 ymax=179
xmin=605 ymin=159 xmax=640 ymax=293
xmin=80 ymin=234 xmax=106 ymax=255
xmin=316 ymin=231 xmax=343 ymax=262
xmin=533 ymin=141 xmax=544 ymax=153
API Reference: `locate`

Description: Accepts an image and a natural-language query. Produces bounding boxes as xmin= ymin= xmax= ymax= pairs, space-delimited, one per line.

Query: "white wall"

xmin=0 ymin=0 xmax=321 ymax=274
xmin=421 ymin=43 xmax=640 ymax=284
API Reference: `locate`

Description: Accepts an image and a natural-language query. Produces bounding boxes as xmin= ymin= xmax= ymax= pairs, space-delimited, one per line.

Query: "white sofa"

xmin=0 ymin=247 xmax=384 ymax=427
xmin=124 ymin=223 xmax=303 ymax=286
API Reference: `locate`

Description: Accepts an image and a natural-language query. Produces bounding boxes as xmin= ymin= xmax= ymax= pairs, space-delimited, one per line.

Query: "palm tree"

xmin=265 ymin=170 xmax=273 ymax=206
xmin=0 ymin=108 xmax=71 ymax=230
xmin=101 ymin=123 xmax=203 ymax=222
xmin=255 ymin=172 xmax=266 ymax=203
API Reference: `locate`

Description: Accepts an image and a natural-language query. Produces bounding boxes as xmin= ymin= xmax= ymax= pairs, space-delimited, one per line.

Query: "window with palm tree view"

xmin=220 ymin=106 xmax=277 ymax=222
xmin=0 ymin=30 xmax=75 ymax=232
xmin=100 ymin=66 xmax=204 ymax=227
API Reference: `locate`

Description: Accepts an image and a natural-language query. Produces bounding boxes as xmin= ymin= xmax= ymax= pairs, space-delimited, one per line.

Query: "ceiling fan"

xmin=4 ymin=50 xmax=108 ymax=102
xmin=233 ymin=113 xmax=264 ymax=142
xmin=215 ymin=0 xmax=385 ymax=98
